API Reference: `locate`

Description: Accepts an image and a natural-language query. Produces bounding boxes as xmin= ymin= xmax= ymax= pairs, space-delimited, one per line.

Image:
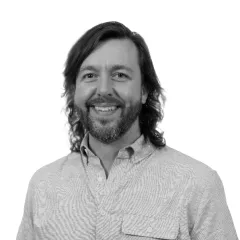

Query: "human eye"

xmin=82 ymin=73 xmax=97 ymax=80
xmin=113 ymin=72 xmax=129 ymax=80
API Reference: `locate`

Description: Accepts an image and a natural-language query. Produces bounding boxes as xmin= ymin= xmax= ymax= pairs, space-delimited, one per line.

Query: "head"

xmin=62 ymin=21 xmax=166 ymax=152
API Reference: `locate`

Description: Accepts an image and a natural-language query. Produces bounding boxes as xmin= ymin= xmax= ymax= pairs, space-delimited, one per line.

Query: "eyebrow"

xmin=79 ymin=64 xmax=134 ymax=74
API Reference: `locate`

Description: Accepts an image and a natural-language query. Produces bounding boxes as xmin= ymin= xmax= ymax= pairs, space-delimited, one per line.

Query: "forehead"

xmin=81 ymin=39 xmax=139 ymax=69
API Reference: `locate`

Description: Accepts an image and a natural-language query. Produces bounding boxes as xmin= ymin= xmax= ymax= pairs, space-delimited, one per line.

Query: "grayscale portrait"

xmin=16 ymin=20 xmax=239 ymax=240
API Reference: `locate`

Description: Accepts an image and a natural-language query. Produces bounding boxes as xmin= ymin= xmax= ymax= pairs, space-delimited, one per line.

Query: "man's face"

xmin=74 ymin=39 xmax=148 ymax=144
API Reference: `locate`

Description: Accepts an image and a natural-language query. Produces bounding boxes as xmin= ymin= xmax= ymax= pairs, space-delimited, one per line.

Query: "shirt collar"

xmin=80 ymin=131 xmax=156 ymax=165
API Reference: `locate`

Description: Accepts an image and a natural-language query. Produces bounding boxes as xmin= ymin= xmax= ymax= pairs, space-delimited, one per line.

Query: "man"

xmin=17 ymin=21 xmax=238 ymax=240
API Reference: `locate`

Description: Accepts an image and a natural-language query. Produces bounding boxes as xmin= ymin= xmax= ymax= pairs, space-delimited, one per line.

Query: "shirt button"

xmin=97 ymin=176 xmax=103 ymax=182
xmin=147 ymin=227 xmax=153 ymax=233
xmin=99 ymin=209 xmax=106 ymax=216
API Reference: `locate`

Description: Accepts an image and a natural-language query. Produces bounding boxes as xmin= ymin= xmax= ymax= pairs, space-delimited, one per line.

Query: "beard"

xmin=75 ymin=100 xmax=142 ymax=144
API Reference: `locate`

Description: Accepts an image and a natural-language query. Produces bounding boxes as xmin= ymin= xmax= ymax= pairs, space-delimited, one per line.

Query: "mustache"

xmin=87 ymin=96 xmax=122 ymax=107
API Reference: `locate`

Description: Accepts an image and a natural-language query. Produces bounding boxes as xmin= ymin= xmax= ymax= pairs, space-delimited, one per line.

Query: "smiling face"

xmin=74 ymin=38 xmax=148 ymax=144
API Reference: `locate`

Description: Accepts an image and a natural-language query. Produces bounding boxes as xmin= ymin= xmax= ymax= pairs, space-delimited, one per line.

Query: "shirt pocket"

xmin=121 ymin=214 xmax=179 ymax=239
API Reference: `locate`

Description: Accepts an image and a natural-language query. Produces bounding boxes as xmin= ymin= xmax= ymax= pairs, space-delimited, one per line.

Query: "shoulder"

xmin=150 ymin=146 xmax=226 ymax=211
xmin=151 ymin=145 xmax=219 ymax=188
xmin=28 ymin=152 xmax=83 ymax=188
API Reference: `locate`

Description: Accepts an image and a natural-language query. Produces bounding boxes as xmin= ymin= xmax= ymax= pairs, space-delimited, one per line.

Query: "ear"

xmin=141 ymin=86 xmax=148 ymax=104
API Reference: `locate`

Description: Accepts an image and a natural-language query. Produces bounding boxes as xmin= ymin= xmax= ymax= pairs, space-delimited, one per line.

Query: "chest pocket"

xmin=121 ymin=214 xmax=179 ymax=239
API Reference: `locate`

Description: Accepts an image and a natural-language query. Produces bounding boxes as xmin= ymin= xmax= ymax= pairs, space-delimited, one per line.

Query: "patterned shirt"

xmin=17 ymin=132 xmax=238 ymax=240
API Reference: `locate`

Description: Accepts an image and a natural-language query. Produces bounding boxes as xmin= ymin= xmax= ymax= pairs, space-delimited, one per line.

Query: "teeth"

xmin=94 ymin=106 xmax=117 ymax=112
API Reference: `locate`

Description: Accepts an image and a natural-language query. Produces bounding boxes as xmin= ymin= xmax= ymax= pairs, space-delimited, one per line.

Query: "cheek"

xmin=118 ymin=85 xmax=141 ymax=107
xmin=74 ymin=87 xmax=92 ymax=108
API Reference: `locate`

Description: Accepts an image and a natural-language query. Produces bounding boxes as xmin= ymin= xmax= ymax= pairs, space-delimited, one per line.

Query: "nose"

xmin=96 ymin=73 xmax=113 ymax=96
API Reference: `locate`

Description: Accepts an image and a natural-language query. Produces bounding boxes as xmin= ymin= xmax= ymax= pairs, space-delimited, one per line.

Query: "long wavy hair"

xmin=61 ymin=21 xmax=167 ymax=153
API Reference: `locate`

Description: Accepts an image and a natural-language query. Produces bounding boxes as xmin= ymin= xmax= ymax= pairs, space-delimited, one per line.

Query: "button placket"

xmin=95 ymin=173 xmax=105 ymax=204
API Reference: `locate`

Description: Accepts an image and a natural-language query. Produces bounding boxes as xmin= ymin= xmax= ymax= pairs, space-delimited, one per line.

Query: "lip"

xmin=90 ymin=106 xmax=120 ymax=117
xmin=92 ymin=104 xmax=119 ymax=107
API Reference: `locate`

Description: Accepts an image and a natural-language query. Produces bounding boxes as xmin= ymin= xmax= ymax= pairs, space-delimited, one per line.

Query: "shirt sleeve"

xmin=16 ymin=177 xmax=35 ymax=240
xmin=191 ymin=170 xmax=239 ymax=240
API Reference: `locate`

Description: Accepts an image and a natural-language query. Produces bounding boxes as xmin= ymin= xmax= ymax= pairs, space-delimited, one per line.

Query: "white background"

xmin=0 ymin=0 xmax=239 ymax=238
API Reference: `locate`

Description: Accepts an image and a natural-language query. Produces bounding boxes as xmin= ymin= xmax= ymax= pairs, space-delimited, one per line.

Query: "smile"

xmin=90 ymin=106 xmax=120 ymax=116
